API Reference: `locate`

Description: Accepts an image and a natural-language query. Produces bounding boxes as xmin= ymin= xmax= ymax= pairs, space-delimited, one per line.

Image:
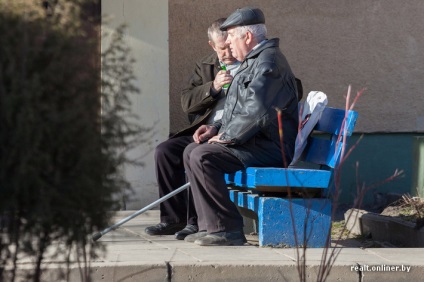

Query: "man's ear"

xmin=208 ymin=40 xmax=216 ymax=51
xmin=245 ymin=31 xmax=253 ymax=45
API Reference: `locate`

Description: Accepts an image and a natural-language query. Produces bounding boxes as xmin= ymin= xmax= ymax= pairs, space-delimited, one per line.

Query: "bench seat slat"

xmin=225 ymin=167 xmax=332 ymax=189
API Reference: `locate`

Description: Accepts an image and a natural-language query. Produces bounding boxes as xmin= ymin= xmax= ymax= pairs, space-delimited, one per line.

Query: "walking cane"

xmin=92 ymin=182 xmax=190 ymax=241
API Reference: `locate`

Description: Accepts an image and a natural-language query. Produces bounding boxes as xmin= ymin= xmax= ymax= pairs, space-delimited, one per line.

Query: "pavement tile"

xmin=363 ymin=248 xmax=424 ymax=265
xmin=180 ymin=246 xmax=292 ymax=262
xmin=101 ymin=248 xmax=199 ymax=263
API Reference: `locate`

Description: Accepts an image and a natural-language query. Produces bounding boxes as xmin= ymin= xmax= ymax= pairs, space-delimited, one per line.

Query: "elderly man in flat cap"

xmin=182 ymin=7 xmax=299 ymax=246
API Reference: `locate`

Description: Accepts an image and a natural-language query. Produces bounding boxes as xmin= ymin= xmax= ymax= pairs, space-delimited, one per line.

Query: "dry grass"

xmin=381 ymin=194 xmax=424 ymax=223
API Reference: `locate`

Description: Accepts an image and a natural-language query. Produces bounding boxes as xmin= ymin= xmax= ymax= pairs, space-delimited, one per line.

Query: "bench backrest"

xmin=299 ymin=107 xmax=358 ymax=169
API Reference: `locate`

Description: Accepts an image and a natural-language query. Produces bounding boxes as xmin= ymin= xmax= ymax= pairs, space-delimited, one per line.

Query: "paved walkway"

xmin=81 ymin=210 xmax=424 ymax=282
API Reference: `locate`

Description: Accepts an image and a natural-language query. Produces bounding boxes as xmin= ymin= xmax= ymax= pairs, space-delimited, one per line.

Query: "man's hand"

xmin=193 ymin=125 xmax=218 ymax=144
xmin=212 ymin=70 xmax=233 ymax=92
xmin=208 ymin=133 xmax=231 ymax=144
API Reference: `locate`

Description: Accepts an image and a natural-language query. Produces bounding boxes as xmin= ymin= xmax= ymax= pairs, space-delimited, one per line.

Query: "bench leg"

xmin=229 ymin=190 xmax=331 ymax=247
xmin=259 ymin=197 xmax=331 ymax=247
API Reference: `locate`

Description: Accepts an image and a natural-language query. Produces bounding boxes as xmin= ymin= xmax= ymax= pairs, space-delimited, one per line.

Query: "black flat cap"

xmin=220 ymin=7 xmax=265 ymax=31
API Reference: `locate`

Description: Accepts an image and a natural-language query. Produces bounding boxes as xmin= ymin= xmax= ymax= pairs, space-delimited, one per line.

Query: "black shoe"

xmin=175 ymin=224 xmax=199 ymax=240
xmin=194 ymin=230 xmax=247 ymax=246
xmin=184 ymin=231 xmax=208 ymax=243
xmin=144 ymin=222 xmax=185 ymax=235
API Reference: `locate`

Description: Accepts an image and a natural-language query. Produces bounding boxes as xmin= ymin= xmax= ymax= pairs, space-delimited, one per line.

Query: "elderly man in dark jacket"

xmin=144 ymin=18 xmax=239 ymax=240
xmin=183 ymin=7 xmax=299 ymax=246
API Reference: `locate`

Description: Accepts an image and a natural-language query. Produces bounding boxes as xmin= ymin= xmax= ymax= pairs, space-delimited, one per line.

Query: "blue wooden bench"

xmin=225 ymin=106 xmax=358 ymax=247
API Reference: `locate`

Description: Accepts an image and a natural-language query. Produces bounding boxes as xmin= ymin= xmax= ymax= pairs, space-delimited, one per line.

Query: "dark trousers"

xmin=183 ymin=142 xmax=245 ymax=233
xmin=155 ymin=135 xmax=197 ymax=225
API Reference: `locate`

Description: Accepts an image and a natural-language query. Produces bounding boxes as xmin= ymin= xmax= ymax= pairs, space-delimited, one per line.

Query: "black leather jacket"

xmin=214 ymin=38 xmax=299 ymax=167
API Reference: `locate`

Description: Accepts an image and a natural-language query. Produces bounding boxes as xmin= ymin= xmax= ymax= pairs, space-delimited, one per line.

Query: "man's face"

xmin=225 ymin=27 xmax=250 ymax=62
xmin=209 ymin=33 xmax=236 ymax=65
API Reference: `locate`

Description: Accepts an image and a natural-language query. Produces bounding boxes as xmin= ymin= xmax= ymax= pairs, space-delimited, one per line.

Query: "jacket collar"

xmin=245 ymin=38 xmax=279 ymax=59
xmin=201 ymin=52 xmax=219 ymax=66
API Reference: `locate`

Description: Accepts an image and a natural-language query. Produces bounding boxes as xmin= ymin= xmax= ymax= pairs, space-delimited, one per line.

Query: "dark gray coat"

xmin=215 ymin=38 xmax=299 ymax=167
xmin=173 ymin=53 xmax=222 ymax=138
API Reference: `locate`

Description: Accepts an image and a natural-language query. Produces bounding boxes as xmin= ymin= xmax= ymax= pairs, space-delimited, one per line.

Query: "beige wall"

xmin=102 ymin=0 xmax=169 ymax=209
xmin=169 ymin=0 xmax=424 ymax=133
